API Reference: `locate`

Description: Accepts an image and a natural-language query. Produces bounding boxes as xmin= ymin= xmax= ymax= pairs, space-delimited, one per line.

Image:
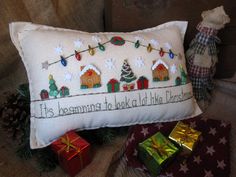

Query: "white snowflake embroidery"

xmin=219 ymin=137 xmax=227 ymax=145
xmin=129 ymin=133 xmax=135 ymax=143
xmin=64 ymin=72 xmax=73 ymax=81
xmin=74 ymin=39 xmax=83 ymax=49
xmin=164 ymin=42 xmax=172 ymax=50
xmin=92 ymin=35 xmax=101 ymax=43
xmin=189 ymin=121 xmax=197 ymax=128
xmin=155 ymin=123 xmax=163 ymax=130
xmin=193 ymin=155 xmax=202 ymax=164
xmin=54 ymin=45 xmax=63 ymax=55
xmin=133 ymin=149 xmax=138 ymax=156
xmin=134 ymin=36 xmax=145 ymax=42
xmin=105 ymin=58 xmax=115 ymax=70
xmin=170 ymin=64 xmax=177 ymax=74
xmin=141 ymin=127 xmax=149 ymax=137
xmin=42 ymin=61 xmax=49 ymax=70
xmin=179 ymin=163 xmax=189 ymax=173
xmin=204 ymin=170 xmax=214 ymax=177
xmin=206 ymin=146 xmax=215 ymax=156
xmin=209 ymin=127 xmax=217 ymax=136
xmin=150 ymin=39 xmax=159 ymax=47
xmin=217 ymin=160 xmax=226 ymax=170
xmin=135 ymin=57 xmax=145 ymax=68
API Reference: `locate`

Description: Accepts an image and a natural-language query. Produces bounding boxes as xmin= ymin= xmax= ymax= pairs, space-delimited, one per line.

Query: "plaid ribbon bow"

xmin=189 ymin=23 xmax=220 ymax=56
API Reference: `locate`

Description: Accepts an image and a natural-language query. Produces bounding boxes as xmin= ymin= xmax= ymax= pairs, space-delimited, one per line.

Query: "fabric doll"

xmin=186 ymin=6 xmax=230 ymax=110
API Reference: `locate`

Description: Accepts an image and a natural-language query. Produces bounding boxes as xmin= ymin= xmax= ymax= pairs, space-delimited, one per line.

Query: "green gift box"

xmin=107 ymin=79 xmax=120 ymax=93
xmin=138 ymin=132 xmax=179 ymax=176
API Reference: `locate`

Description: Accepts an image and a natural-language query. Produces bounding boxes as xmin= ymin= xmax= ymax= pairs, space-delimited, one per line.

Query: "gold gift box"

xmin=169 ymin=121 xmax=201 ymax=154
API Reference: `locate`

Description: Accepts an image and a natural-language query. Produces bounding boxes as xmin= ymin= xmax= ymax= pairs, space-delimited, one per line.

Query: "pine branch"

xmin=36 ymin=147 xmax=58 ymax=172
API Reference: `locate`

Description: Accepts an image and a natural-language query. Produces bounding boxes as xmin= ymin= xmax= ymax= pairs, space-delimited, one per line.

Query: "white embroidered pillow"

xmin=10 ymin=21 xmax=201 ymax=149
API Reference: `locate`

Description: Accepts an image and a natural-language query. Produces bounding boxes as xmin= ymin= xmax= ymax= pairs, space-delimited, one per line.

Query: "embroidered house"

xmin=80 ymin=64 xmax=101 ymax=89
xmin=152 ymin=59 xmax=169 ymax=81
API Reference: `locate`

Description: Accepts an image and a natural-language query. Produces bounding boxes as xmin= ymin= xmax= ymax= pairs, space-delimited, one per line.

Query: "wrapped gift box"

xmin=40 ymin=89 xmax=49 ymax=100
xmin=51 ymin=131 xmax=91 ymax=177
xmin=137 ymin=76 xmax=149 ymax=89
xmin=123 ymin=83 xmax=135 ymax=91
xmin=138 ymin=132 xmax=179 ymax=176
xmin=107 ymin=79 xmax=120 ymax=92
xmin=59 ymin=86 xmax=70 ymax=97
xmin=169 ymin=121 xmax=201 ymax=154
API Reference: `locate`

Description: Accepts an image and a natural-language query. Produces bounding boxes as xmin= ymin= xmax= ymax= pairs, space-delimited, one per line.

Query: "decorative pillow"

xmin=10 ymin=21 xmax=201 ymax=149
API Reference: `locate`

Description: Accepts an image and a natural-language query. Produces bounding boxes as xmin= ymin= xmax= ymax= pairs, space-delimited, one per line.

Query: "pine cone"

xmin=0 ymin=87 xmax=30 ymax=140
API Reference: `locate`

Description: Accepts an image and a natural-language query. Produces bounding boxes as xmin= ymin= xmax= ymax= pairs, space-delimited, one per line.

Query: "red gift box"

xmin=51 ymin=131 xmax=91 ymax=177
xmin=107 ymin=79 xmax=120 ymax=92
xmin=137 ymin=76 xmax=149 ymax=90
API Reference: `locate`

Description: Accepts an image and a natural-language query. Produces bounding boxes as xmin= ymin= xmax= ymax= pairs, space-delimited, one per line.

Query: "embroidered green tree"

xmin=120 ymin=59 xmax=136 ymax=83
xmin=49 ymin=75 xmax=58 ymax=97
xmin=180 ymin=65 xmax=187 ymax=85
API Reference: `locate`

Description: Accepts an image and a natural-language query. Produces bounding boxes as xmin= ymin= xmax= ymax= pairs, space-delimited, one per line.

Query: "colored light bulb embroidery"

xmin=135 ymin=40 xmax=140 ymax=48
xmin=98 ymin=43 xmax=105 ymax=51
xmin=60 ymin=56 xmax=67 ymax=66
xmin=159 ymin=48 xmax=165 ymax=57
xmin=147 ymin=43 xmax=153 ymax=53
xmin=169 ymin=50 xmax=174 ymax=59
xmin=46 ymin=38 xmax=177 ymax=69
xmin=88 ymin=45 xmax=95 ymax=56
xmin=75 ymin=50 xmax=81 ymax=61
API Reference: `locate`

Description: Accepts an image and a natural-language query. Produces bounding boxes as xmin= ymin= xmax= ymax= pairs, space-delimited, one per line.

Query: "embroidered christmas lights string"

xmin=42 ymin=37 xmax=178 ymax=69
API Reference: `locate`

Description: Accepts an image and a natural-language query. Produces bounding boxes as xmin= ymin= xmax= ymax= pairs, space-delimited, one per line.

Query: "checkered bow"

xmin=189 ymin=23 xmax=221 ymax=56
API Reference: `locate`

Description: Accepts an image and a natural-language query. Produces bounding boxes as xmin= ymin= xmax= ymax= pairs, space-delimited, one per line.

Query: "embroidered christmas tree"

xmin=49 ymin=75 xmax=59 ymax=97
xmin=180 ymin=65 xmax=187 ymax=84
xmin=120 ymin=59 xmax=136 ymax=83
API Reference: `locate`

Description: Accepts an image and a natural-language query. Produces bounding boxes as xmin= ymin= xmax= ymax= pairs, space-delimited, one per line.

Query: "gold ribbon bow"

xmin=179 ymin=127 xmax=195 ymax=144
xmin=151 ymin=137 xmax=169 ymax=158
xmin=59 ymin=135 xmax=80 ymax=153
xmin=57 ymin=134 xmax=84 ymax=168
